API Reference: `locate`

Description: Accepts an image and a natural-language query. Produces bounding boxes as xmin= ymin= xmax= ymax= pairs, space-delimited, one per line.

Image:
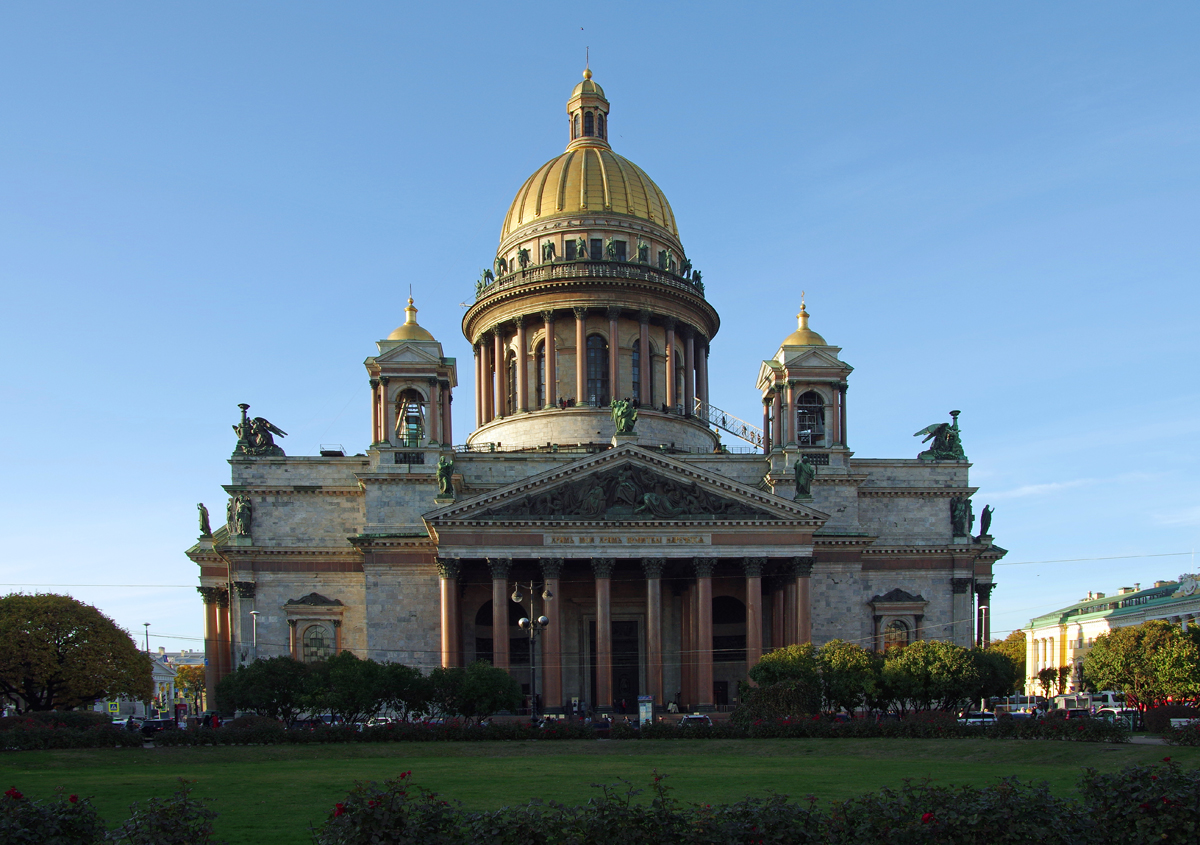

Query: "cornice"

xmin=856 ymin=487 xmax=979 ymax=498
xmin=222 ymin=485 xmax=364 ymax=496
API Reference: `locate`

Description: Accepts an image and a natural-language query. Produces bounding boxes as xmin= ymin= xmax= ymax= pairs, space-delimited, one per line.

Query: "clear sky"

xmin=2 ymin=2 xmax=1197 ymax=656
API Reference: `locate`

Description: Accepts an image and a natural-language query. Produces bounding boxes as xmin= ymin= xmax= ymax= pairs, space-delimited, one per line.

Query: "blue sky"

xmin=1 ymin=2 xmax=1197 ymax=654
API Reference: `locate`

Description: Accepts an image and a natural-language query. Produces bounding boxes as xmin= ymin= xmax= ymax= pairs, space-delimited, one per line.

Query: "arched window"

xmin=583 ymin=111 xmax=594 ymax=136
xmin=883 ymin=620 xmax=910 ymax=651
xmin=535 ymin=341 xmax=546 ymax=408
xmin=586 ymin=334 xmax=609 ymax=405
xmin=302 ymin=624 xmax=333 ymax=663
xmin=572 ymin=114 xmax=579 ymax=139
xmin=507 ymin=354 xmax=517 ymax=416
xmin=597 ymin=112 xmax=605 ymax=138
xmin=631 ymin=340 xmax=641 ymax=401
xmin=796 ymin=390 xmax=826 ymax=446
xmin=396 ymin=388 xmax=425 ymax=447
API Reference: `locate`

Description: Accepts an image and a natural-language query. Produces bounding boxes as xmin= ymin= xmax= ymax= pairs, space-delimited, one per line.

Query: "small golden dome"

xmin=781 ymin=300 xmax=827 ymax=347
xmin=387 ymin=297 xmax=436 ymax=342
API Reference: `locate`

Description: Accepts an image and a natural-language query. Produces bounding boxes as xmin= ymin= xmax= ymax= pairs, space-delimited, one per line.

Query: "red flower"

xmin=1139 ymin=803 xmax=1151 ymax=810
xmin=1151 ymin=775 xmax=1158 ymax=781
xmin=333 ymin=802 xmax=345 ymax=817
xmin=1162 ymin=797 xmax=1170 ymax=804
xmin=68 ymin=795 xmax=78 ymax=803
xmin=1163 ymin=756 xmax=1171 ymax=762
xmin=921 ymin=812 xmax=935 ymax=824
xmin=367 ymin=800 xmax=378 ymax=808
xmin=4 ymin=788 xmax=22 ymax=800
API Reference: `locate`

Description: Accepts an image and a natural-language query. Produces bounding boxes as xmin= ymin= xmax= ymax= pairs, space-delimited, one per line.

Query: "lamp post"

xmin=249 ymin=610 xmax=260 ymax=662
xmin=510 ymin=580 xmax=552 ymax=720
xmin=143 ymin=623 xmax=151 ymax=718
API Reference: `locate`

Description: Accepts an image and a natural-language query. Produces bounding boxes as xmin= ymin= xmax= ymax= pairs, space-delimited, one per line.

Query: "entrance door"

xmin=714 ymin=681 xmax=729 ymax=707
xmin=612 ymin=620 xmax=639 ymax=713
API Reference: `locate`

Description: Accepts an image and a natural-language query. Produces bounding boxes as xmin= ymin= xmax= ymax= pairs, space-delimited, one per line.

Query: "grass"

xmin=2 ymin=739 xmax=1196 ymax=844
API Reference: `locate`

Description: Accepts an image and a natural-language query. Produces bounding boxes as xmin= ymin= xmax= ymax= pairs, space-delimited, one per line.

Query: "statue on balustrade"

xmin=611 ymin=398 xmax=638 ymax=434
xmin=436 ymin=455 xmax=455 ymax=498
xmin=793 ymin=455 xmax=816 ymax=500
xmin=517 ymin=247 xmax=531 ymax=269
xmin=914 ymin=410 xmax=967 ymax=461
xmin=232 ymin=404 xmax=287 ymax=457
xmin=542 ymin=241 xmax=556 ymax=262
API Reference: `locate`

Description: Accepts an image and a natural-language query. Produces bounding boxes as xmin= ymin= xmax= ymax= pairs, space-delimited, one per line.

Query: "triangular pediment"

xmin=371 ymin=343 xmax=444 ymax=366
xmin=425 ymin=445 xmax=828 ymax=526
xmin=779 ymin=347 xmax=846 ymax=369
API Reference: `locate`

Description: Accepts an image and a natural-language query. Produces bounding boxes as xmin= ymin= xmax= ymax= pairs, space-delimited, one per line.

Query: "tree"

xmin=380 ymin=662 xmax=430 ymax=721
xmin=215 ymin=656 xmax=310 ymax=724
xmin=1037 ymin=667 xmax=1057 ymax=698
xmin=816 ymin=640 xmax=877 ymax=715
xmin=305 ymin=652 xmax=387 ymax=725
xmin=0 ymin=593 xmax=153 ymax=712
xmin=428 ymin=661 xmax=522 ymax=723
xmin=883 ymin=640 xmax=981 ymax=713
xmin=1084 ymin=620 xmax=1200 ymax=711
xmin=989 ymin=630 xmax=1026 ymax=691
xmin=969 ymin=647 xmax=1022 ymax=703
xmin=175 ymin=665 xmax=206 ymax=714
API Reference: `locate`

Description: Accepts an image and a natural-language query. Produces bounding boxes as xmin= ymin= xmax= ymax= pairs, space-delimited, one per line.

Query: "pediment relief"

xmin=373 ymin=344 xmax=443 ymax=366
xmin=427 ymin=446 xmax=828 ymax=525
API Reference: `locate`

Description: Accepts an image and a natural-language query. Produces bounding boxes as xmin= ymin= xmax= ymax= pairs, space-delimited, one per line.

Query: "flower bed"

xmin=0 ymin=718 xmax=143 ymax=751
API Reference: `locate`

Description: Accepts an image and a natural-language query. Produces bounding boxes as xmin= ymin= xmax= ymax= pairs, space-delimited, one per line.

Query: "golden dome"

xmin=781 ymin=300 xmax=827 ymax=347
xmin=387 ymin=297 xmax=436 ymax=342
xmin=500 ymin=70 xmax=679 ymax=243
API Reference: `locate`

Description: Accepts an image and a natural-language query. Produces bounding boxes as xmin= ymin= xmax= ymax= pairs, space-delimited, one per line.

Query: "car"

xmin=679 ymin=714 xmax=713 ymax=728
xmin=139 ymin=718 xmax=177 ymax=737
xmin=957 ymin=713 xmax=996 ymax=727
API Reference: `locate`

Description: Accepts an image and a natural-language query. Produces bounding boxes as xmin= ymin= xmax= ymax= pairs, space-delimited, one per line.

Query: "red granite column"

xmin=215 ymin=588 xmax=231 ymax=683
xmin=482 ymin=336 xmax=494 ymax=424
xmin=428 ymin=379 xmax=441 ymax=445
xmin=771 ymin=583 xmax=785 ymax=649
xmin=474 ymin=346 xmax=483 ymax=429
xmin=200 ymin=587 xmax=219 ymax=710
xmin=542 ymin=310 xmax=556 ymax=408
xmin=442 ymin=386 xmax=452 ymax=446
xmin=370 ymin=378 xmax=381 ymax=443
xmin=784 ymin=577 xmax=798 ymax=647
xmin=697 ymin=337 xmax=709 ymax=407
xmin=379 ymin=377 xmax=392 ymax=445
xmin=762 ymin=399 xmax=771 ymax=454
xmin=638 ymin=312 xmax=651 ymax=407
xmin=664 ymin=318 xmax=676 ymax=410
xmin=694 ymin=559 xmax=714 ymax=708
xmin=593 ymin=558 xmax=614 ymax=712
xmin=684 ymin=330 xmax=695 ymax=415
xmin=743 ymin=558 xmax=764 ymax=667
xmin=493 ymin=330 xmax=506 ymax=418
xmin=607 ymin=307 xmax=620 ymax=403
xmin=574 ymin=307 xmax=587 ymax=404
xmin=515 ymin=316 xmax=528 ymax=412
xmin=438 ymin=559 xmax=460 ymax=668
xmin=541 ymin=558 xmax=563 ymax=711
xmin=680 ymin=582 xmax=694 ymax=708
xmin=785 ymin=381 xmax=796 ymax=446
xmin=840 ymin=383 xmax=848 ymax=447
xmin=795 ymin=557 xmax=813 ymax=644
xmin=772 ymin=391 xmax=783 ymax=450
xmin=642 ymin=558 xmax=664 ymax=707
xmin=489 ymin=558 xmax=511 ymax=671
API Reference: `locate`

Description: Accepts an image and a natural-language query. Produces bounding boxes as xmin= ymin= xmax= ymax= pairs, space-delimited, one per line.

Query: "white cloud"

xmin=989 ymin=478 xmax=1096 ymax=500
xmin=1154 ymin=505 xmax=1200 ymax=527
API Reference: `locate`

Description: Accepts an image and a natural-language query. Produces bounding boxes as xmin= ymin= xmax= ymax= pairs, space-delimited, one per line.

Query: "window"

xmin=631 ymin=341 xmax=641 ymax=400
xmin=586 ymin=334 xmax=609 ymax=405
xmin=883 ymin=620 xmax=909 ymax=651
xmin=597 ymin=112 xmax=605 ymax=138
xmin=796 ymin=390 xmax=825 ymax=446
xmin=611 ymin=240 xmax=626 ymax=262
xmin=302 ymin=624 xmax=333 ymax=662
xmin=572 ymin=114 xmax=579 ymax=139
xmin=396 ymin=388 xmax=425 ymax=446
xmin=583 ymin=111 xmax=594 ymax=136
xmin=565 ymin=239 xmax=577 ymax=261
xmin=506 ymin=355 xmax=516 ymax=415
xmin=535 ymin=341 xmax=546 ymax=408
xmin=589 ymin=238 xmax=603 ymax=261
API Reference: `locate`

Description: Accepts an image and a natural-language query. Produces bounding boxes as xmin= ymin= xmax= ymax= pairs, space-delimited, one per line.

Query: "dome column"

xmin=493 ymin=329 xmax=506 ymax=418
xmin=771 ymin=390 xmax=783 ymax=450
xmin=473 ymin=348 xmax=483 ymax=429
xmin=664 ymin=318 xmax=677 ymax=411
xmin=443 ymin=384 xmax=453 ymax=445
xmin=697 ymin=337 xmax=709 ymax=407
xmin=380 ymin=377 xmax=392 ymax=445
xmin=542 ymin=310 xmax=557 ymax=408
xmin=514 ymin=316 xmax=529 ymax=412
xmin=762 ymin=399 xmax=771 ymax=454
xmin=684 ymin=329 xmax=695 ymax=416
xmin=482 ymin=334 xmax=495 ymax=424
xmin=574 ymin=307 xmax=587 ymax=404
xmin=428 ymin=378 xmax=441 ymax=445
xmin=638 ymin=312 xmax=651 ymax=407
xmin=607 ymin=307 xmax=620 ymax=403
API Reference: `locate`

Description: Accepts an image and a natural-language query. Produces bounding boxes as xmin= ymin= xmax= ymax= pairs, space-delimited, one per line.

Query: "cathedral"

xmin=188 ymin=70 xmax=1005 ymax=714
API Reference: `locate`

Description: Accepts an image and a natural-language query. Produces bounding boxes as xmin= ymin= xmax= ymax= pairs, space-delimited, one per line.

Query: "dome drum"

xmin=467 ymin=406 xmax=719 ymax=453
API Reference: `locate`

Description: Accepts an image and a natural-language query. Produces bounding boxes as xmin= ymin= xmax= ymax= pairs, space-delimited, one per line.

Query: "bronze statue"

xmin=693 ymin=270 xmax=703 ymax=292
xmin=605 ymin=236 xmax=618 ymax=261
xmin=636 ymin=491 xmax=686 ymax=518
xmin=680 ymin=257 xmax=692 ymax=277
xmin=542 ymin=241 xmax=556 ymax=263
xmin=950 ymin=496 xmax=973 ymax=537
xmin=611 ymin=398 xmax=638 ymax=434
xmin=979 ymin=505 xmax=993 ymax=536
xmin=914 ymin=410 xmax=967 ymax=461
xmin=232 ymin=494 xmax=253 ymax=536
xmin=436 ymin=456 xmax=454 ymax=497
xmin=233 ymin=405 xmax=287 ymax=457
xmin=197 ymin=503 xmax=212 ymax=537
xmin=636 ymin=239 xmax=649 ymax=264
xmin=494 ymin=256 xmax=509 ymax=276
xmin=794 ymin=456 xmax=816 ymax=499
xmin=575 ymin=236 xmax=588 ymax=260
xmin=517 ymin=247 xmax=531 ymax=269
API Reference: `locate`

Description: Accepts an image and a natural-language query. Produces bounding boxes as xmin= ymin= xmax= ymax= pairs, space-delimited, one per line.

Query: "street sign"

xmin=107 ymin=701 xmax=119 ymax=714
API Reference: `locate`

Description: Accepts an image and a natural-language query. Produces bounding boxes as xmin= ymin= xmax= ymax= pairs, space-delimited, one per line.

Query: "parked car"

xmin=590 ymin=718 xmax=611 ymax=738
xmin=1097 ymin=708 xmax=1140 ymax=729
xmin=139 ymin=718 xmax=177 ymax=737
xmin=679 ymin=714 xmax=713 ymax=728
xmin=957 ymin=713 xmax=996 ymax=727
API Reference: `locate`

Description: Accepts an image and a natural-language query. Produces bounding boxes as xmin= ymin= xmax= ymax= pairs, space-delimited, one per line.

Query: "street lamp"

xmin=142 ymin=623 xmax=151 ymax=718
xmin=249 ymin=611 xmax=260 ymax=662
xmin=510 ymin=580 xmax=551 ymax=720
xmin=143 ymin=623 xmax=150 ymax=654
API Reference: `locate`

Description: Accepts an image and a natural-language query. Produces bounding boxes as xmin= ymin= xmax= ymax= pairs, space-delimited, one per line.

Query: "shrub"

xmin=1143 ymin=705 xmax=1200 ymax=734
xmin=0 ymin=786 xmax=105 ymax=845
xmin=312 ymin=771 xmax=463 ymax=845
xmin=0 ymin=711 xmax=113 ymax=730
xmin=106 ymin=778 xmax=223 ymax=845
xmin=1162 ymin=723 xmax=1200 ymax=747
xmin=226 ymin=714 xmax=284 ymax=731
xmin=1079 ymin=757 xmax=1200 ymax=842
xmin=0 ymin=720 xmax=142 ymax=751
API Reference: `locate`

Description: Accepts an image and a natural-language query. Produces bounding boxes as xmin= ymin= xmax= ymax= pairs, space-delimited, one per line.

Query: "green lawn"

xmin=2 ymin=739 xmax=1195 ymax=844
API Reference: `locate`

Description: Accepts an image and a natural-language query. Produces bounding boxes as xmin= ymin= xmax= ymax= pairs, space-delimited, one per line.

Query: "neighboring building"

xmin=1025 ymin=574 xmax=1200 ymax=693
xmin=187 ymin=70 xmax=1006 ymax=714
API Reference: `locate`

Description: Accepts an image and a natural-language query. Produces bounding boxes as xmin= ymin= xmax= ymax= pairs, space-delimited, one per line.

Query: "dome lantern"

xmin=781 ymin=295 xmax=828 ymax=347
xmin=566 ymin=67 xmax=610 ymax=150
xmin=387 ymin=296 xmax=436 ymax=342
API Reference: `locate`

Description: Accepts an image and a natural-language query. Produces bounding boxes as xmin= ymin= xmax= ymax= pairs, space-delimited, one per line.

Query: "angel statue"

xmin=517 ymin=247 xmax=531 ymax=269
xmin=611 ymin=398 xmax=637 ymax=434
xmin=913 ymin=410 xmax=966 ymax=461
xmin=542 ymin=241 xmax=556 ymax=263
xmin=494 ymin=255 xmax=509 ymax=276
xmin=233 ymin=404 xmax=288 ymax=456
xmin=793 ymin=455 xmax=816 ymax=499
xmin=436 ymin=455 xmax=454 ymax=498
xmin=575 ymin=236 xmax=589 ymax=260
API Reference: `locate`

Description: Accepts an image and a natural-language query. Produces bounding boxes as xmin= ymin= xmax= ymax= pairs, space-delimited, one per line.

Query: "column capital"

xmin=606 ymin=306 xmax=622 ymax=320
xmin=233 ymin=581 xmax=256 ymax=599
xmin=369 ymin=378 xmax=380 ymax=389
xmin=541 ymin=557 xmax=564 ymax=579
xmin=742 ymin=557 xmax=766 ymax=578
xmin=641 ymin=557 xmax=665 ymax=579
xmin=951 ymin=577 xmax=973 ymax=594
xmin=975 ymin=582 xmax=996 ymax=600
xmin=792 ymin=556 xmax=814 ymax=578
xmin=379 ymin=376 xmax=390 ymax=386
xmin=637 ymin=308 xmax=651 ymax=325
xmin=512 ymin=314 xmax=526 ymax=329
xmin=541 ymin=309 xmax=555 ymax=324
xmin=436 ymin=558 xmax=461 ymax=580
xmin=197 ymin=586 xmax=220 ymax=605
xmin=214 ymin=587 xmax=230 ymax=608
xmin=487 ymin=557 xmax=512 ymax=579
xmin=662 ymin=316 xmax=677 ymax=332
xmin=693 ymin=558 xmax=715 ymax=578
xmin=572 ymin=306 xmax=588 ymax=320
xmin=287 ymin=618 xmax=298 ymax=628
xmin=591 ymin=557 xmax=615 ymax=579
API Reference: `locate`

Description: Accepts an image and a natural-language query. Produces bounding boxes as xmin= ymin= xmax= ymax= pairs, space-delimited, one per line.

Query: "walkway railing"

xmin=694 ymin=399 xmax=765 ymax=450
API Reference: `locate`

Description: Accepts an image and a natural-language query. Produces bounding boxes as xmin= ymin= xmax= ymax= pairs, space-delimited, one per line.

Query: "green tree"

xmin=174 ymin=664 xmax=206 ymax=714
xmin=0 ymin=593 xmax=152 ymax=712
xmin=428 ymin=661 xmax=522 ymax=723
xmin=1036 ymin=667 xmax=1057 ymax=698
xmin=1084 ymin=620 xmax=1200 ymax=711
xmin=380 ymin=662 xmax=431 ymax=720
xmin=989 ymin=630 xmax=1027 ymax=691
xmin=816 ymin=640 xmax=876 ymax=715
xmin=969 ymin=647 xmax=1022 ymax=703
xmin=883 ymin=640 xmax=981 ymax=712
xmin=215 ymin=656 xmax=310 ymax=724
xmin=305 ymin=652 xmax=387 ymax=725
